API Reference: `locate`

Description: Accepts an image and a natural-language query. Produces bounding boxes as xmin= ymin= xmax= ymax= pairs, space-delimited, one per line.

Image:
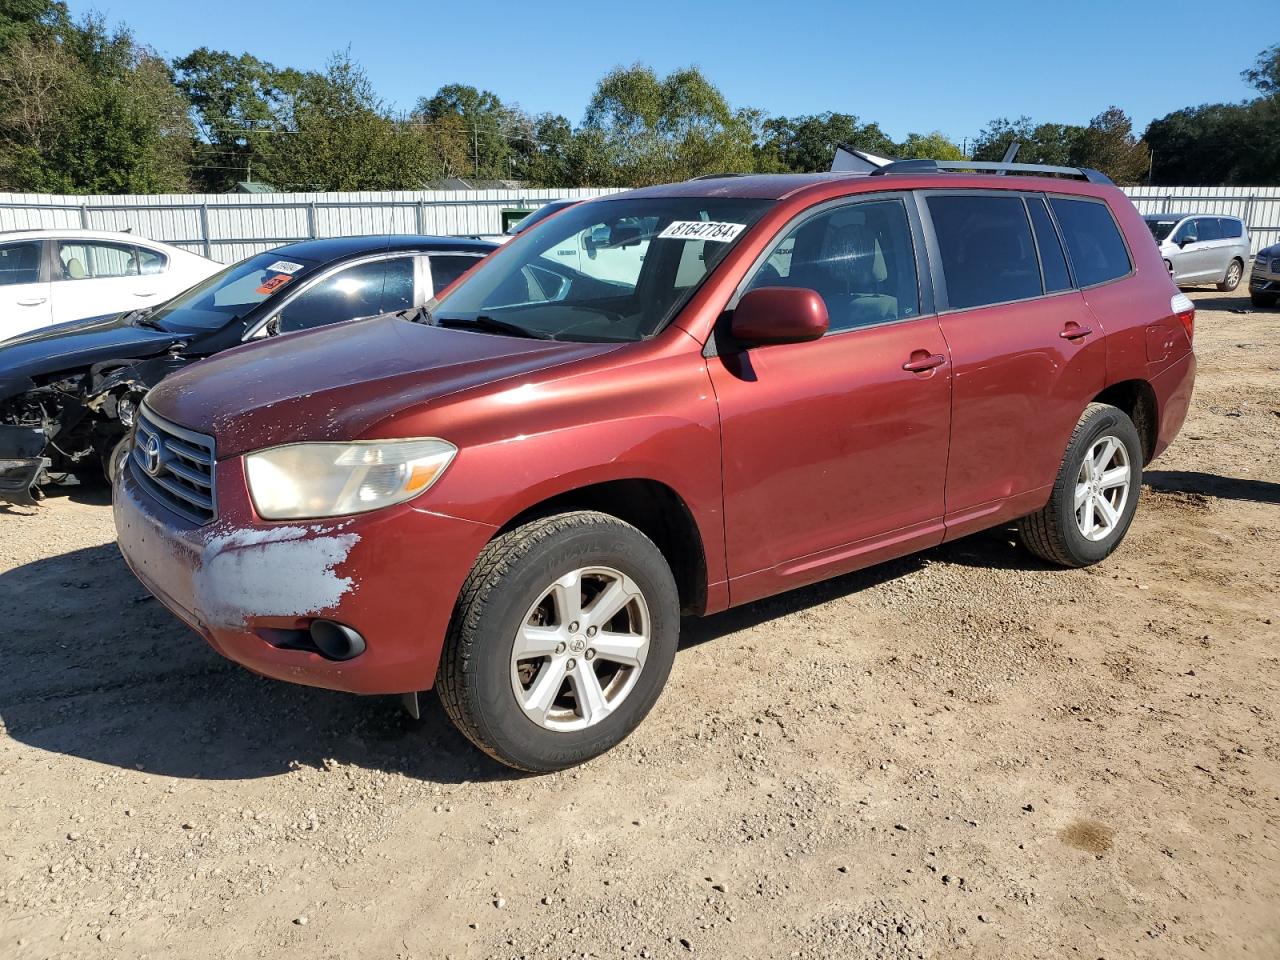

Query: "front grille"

xmin=130 ymin=405 xmax=216 ymax=524
xmin=1271 ymin=258 xmax=1280 ymax=274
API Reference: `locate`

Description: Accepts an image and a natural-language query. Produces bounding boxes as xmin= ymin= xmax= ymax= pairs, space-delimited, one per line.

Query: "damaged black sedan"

xmin=0 ymin=234 xmax=496 ymax=505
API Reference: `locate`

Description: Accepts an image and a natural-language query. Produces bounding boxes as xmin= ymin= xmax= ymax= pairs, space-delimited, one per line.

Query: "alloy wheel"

xmin=510 ymin=566 xmax=650 ymax=732
xmin=1074 ymin=435 xmax=1131 ymax=541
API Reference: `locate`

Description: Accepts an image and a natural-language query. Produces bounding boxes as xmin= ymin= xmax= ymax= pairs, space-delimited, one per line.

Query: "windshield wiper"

xmin=122 ymin=308 xmax=164 ymax=330
xmin=433 ymin=314 xmax=555 ymax=341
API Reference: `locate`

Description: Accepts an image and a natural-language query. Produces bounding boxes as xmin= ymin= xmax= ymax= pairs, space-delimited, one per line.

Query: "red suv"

xmin=113 ymin=162 xmax=1196 ymax=771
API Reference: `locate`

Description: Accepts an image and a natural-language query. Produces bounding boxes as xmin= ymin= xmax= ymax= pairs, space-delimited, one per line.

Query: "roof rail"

xmin=869 ymin=159 xmax=1114 ymax=185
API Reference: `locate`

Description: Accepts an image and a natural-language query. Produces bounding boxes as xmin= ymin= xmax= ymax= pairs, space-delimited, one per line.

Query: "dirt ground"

xmin=1 ymin=289 xmax=1277 ymax=960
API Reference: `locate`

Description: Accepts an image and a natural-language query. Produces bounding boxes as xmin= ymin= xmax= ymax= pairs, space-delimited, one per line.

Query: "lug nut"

xmin=586 ymin=626 xmax=597 ymax=637
xmin=566 ymin=658 xmax=577 ymax=670
xmin=585 ymin=649 xmax=596 ymax=661
xmin=554 ymin=642 xmax=566 ymax=654
xmin=568 ymin=621 xmax=579 ymax=633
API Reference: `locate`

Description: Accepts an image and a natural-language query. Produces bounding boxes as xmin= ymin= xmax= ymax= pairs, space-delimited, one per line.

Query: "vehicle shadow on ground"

xmin=0 ymin=544 xmax=514 ymax=785
xmin=4 ymin=524 xmax=1053 ymax=782
xmin=1146 ymin=469 xmax=1280 ymax=505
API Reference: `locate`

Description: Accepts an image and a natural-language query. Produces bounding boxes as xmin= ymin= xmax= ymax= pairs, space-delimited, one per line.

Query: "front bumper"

xmin=113 ymin=452 xmax=497 ymax=694
xmin=0 ymin=424 xmax=49 ymax=506
xmin=1249 ymin=265 xmax=1279 ymax=293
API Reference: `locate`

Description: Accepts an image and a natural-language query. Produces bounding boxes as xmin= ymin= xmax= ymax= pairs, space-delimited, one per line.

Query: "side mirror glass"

xmin=730 ymin=287 xmax=829 ymax=346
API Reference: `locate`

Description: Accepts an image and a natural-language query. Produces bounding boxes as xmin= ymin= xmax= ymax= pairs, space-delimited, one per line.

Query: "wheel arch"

xmin=494 ymin=478 xmax=710 ymax=616
xmin=1092 ymin=379 xmax=1158 ymax=464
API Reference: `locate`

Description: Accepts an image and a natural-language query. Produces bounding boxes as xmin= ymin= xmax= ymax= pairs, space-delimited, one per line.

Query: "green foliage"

xmin=896 ymin=131 xmax=964 ymax=161
xmin=582 ymin=64 xmax=756 ymax=184
xmin=972 ymin=116 xmax=1086 ymax=166
xmin=756 ymin=112 xmax=895 ymax=172
xmin=0 ymin=12 xmax=192 ymax=192
xmin=1243 ymin=43 xmax=1279 ymax=96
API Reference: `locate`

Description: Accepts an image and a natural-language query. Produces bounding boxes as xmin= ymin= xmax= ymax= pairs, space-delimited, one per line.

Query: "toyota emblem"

xmin=142 ymin=434 xmax=163 ymax=477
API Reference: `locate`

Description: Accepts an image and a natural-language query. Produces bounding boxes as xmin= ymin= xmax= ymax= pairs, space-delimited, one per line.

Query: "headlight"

xmin=244 ymin=439 xmax=457 ymax=520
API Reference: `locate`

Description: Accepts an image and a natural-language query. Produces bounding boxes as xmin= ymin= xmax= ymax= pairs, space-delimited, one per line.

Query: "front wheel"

xmin=1251 ymin=290 xmax=1278 ymax=309
xmin=1217 ymin=258 xmax=1243 ymax=292
xmin=437 ymin=511 xmax=680 ymax=772
xmin=1018 ymin=403 xmax=1142 ymax=568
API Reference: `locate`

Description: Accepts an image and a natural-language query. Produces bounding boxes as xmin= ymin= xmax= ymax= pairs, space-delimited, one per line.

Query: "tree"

xmin=971 ymin=116 xmax=1085 ymax=165
xmin=756 ymin=112 xmax=895 ymax=172
xmin=0 ymin=0 xmax=68 ymax=50
xmin=1070 ymin=106 xmax=1149 ymax=184
xmin=256 ymin=51 xmax=433 ymax=191
xmin=1242 ymin=43 xmax=1279 ymax=96
xmin=583 ymin=64 xmax=755 ymax=185
xmin=0 ymin=13 xmax=192 ymax=192
xmin=896 ymin=131 xmax=964 ymax=161
xmin=415 ymin=83 xmax=532 ymax=181
xmin=173 ymin=47 xmax=303 ymax=191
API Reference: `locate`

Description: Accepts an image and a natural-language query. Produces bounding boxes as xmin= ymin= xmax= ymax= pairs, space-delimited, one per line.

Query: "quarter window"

xmin=927 ymin=195 xmax=1040 ymax=310
xmin=1219 ymin=218 xmax=1244 ymax=239
xmin=1027 ymin=197 xmax=1072 ymax=294
xmin=1049 ymin=198 xmax=1132 ymax=287
xmin=744 ymin=198 xmax=920 ymax=333
xmin=0 ymin=241 xmax=42 ymax=286
xmin=135 ymin=247 xmax=168 ymax=275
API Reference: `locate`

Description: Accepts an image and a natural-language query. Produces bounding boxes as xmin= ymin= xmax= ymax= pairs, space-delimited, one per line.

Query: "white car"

xmin=0 ymin=229 xmax=222 ymax=340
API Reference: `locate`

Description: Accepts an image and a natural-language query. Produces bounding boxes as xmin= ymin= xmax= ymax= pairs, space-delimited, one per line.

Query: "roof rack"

xmin=869 ymin=159 xmax=1113 ymax=185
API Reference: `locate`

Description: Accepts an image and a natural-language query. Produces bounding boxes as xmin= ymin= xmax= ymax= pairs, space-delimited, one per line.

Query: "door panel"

xmin=938 ymin=292 xmax=1106 ymax=522
xmin=711 ymin=315 xmax=952 ymax=599
xmin=0 ymin=240 xmax=52 ymax=336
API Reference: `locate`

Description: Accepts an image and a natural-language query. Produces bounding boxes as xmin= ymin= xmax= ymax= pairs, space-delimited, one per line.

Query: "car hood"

xmin=1257 ymin=244 xmax=1279 ymax=259
xmin=145 ymin=315 xmax=620 ymax=457
xmin=0 ymin=313 xmax=184 ymax=395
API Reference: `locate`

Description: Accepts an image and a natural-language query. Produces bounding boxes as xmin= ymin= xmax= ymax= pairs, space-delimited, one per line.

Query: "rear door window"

xmin=1027 ymin=197 xmax=1072 ymax=293
xmin=428 ymin=254 xmax=483 ymax=295
xmin=135 ymin=247 xmax=168 ymax=275
xmin=56 ymin=240 xmax=138 ymax=280
xmin=1048 ymin=198 xmax=1133 ymax=287
xmin=927 ymin=194 xmax=1040 ymax=310
xmin=1196 ymin=217 xmax=1222 ymax=242
xmin=745 ymin=197 xmax=920 ymax=333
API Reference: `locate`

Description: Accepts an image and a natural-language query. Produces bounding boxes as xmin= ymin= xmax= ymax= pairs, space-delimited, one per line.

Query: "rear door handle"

xmin=902 ymin=353 xmax=946 ymax=373
xmin=133 ymin=291 xmax=156 ymax=297
xmin=17 ymin=297 xmax=47 ymax=306
xmin=1059 ymin=325 xmax=1093 ymax=341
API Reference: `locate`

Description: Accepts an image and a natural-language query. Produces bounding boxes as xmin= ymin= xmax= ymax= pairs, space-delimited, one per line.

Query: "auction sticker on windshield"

xmin=657 ymin=221 xmax=746 ymax=243
xmin=255 ymin=274 xmax=293 ymax=295
xmin=266 ymin=260 xmax=305 ymax=274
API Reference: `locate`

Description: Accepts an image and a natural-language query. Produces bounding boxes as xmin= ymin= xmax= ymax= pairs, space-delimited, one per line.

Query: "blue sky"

xmin=71 ymin=0 xmax=1264 ymax=143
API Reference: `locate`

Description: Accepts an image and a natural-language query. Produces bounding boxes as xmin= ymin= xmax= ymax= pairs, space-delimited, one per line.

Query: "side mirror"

xmin=730 ymin=287 xmax=829 ymax=346
xmin=1178 ymin=236 xmax=1195 ymax=248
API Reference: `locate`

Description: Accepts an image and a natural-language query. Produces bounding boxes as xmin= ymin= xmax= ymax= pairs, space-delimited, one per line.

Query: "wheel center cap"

xmin=569 ymin=636 xmax=586 ymax=653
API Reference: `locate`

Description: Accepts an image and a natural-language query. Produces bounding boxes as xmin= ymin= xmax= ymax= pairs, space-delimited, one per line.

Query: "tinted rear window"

xmin=1027 ymin=197 xmax=1072 ymax=293
xmin=927 ymin=194 xmax=1040 ymax=310
xmin=1219 ymin=218 xmax=1244 ymax=239
xmin=1196 ymin=217 xmax=1222 ymax=242
xmin=1049 ymin=198 xmax=1132 ymax=287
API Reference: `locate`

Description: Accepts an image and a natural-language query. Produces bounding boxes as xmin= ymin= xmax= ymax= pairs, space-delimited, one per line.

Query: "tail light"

xmin=1171 ymin=293 xmax=1194 ymax=343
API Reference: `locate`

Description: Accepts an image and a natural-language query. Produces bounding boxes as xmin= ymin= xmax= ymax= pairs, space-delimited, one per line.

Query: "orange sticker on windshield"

xmin=255 ymin=274 xmax=293 ymax=295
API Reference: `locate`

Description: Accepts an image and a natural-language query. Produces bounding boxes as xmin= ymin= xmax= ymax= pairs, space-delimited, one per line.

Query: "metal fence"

xmin=1122 ymin=186 xmax=1280 ymax=255
xmin=1 ymin=184 xmax=1277 ymax=262
xmin=0 ymin=187 xmax=623 ymax=263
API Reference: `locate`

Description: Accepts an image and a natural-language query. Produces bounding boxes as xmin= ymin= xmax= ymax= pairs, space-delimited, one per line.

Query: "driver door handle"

xmin=902 ymin=353 xmax=946 ymax=373
xmin=1059 ymin=324 xmax=1094 ymax=341
xmin=17 ymin=297 xmax=47 ymax=306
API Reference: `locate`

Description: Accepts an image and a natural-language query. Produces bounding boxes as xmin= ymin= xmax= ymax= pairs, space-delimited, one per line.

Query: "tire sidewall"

xmin=1056 ymin=407 xmax=1143 ymax=564
xmin=464 ymin=519 xmax=679 ymax=771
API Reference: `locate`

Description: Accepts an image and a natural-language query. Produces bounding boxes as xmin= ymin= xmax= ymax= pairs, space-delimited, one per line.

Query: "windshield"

xmin=432 ymin=196 xmax=773 ymax=342
xmin=148 ymin=252 xmax=320 ymax=332
xmin=1145 ymin=218 xmax=1179 ymax=242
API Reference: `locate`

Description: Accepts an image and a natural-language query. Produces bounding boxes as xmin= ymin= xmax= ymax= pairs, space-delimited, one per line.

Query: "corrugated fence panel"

xmin=0 ymin=188 xmax=623 ymax=261
xmin=7 ymin=185 xmax=1272 ymax=261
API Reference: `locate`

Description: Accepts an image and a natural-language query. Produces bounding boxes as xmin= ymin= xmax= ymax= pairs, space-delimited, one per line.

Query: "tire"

xmin=106 ymin=436 xmax=131 ymax=484
xmin=1251 ymin=290 xmax=1278 ymax=309
xmin=1018 ymin=403 xmax=1143 ymax=568
xmin=1217 ymin=258 xmax=1243 ymax=292
xmin=437 ymin=510 xmax=680 ymax=772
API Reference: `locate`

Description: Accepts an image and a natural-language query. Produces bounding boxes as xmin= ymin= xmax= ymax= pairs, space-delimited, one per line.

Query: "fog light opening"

xmin=308 ymin=620 xmax=366 ymax=661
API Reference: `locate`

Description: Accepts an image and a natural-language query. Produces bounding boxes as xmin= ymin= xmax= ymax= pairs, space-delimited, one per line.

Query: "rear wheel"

xmin=437 ymin=511 xmax=680 ymax=772
xmin=1018 ymin=403 xmax=1142 ymax=568
xmin=1251 ymin=290 xmax=1278 ymax=308
xmin=1217 ymin=258 xmax=1243 ymax=292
